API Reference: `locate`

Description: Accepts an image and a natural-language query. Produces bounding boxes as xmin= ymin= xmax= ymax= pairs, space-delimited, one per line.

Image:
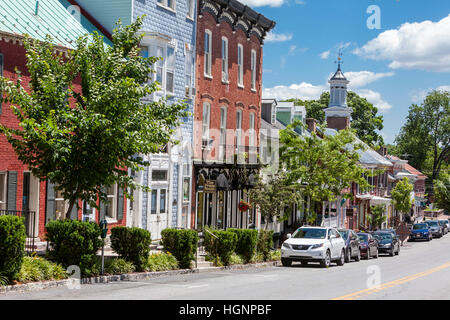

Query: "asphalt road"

xmin=3 ymin=234 xmax=450 ymax=300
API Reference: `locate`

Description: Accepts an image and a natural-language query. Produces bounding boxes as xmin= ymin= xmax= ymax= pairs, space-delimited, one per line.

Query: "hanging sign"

xmin=204 ymin=180 xmax=216 ymax=193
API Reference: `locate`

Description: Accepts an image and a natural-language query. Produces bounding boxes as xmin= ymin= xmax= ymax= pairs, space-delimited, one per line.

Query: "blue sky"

xmin=241 ymin=0 xmax=450 ymax=144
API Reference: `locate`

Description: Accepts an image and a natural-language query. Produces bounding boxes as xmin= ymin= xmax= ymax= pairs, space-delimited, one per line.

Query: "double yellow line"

xmin=332 ymin=261 xmax=450 ymax=300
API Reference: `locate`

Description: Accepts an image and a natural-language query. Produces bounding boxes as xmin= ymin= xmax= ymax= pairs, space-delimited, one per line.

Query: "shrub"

xmin=204 ymin=228 xmax=237 ymax=266
xmin=110 ymin=227 xmax=151 ymax=271
xmin=257 ymin=230 xmax=274 ymax=262
xmin=145 ymin=252 xmax=179 ymax=272
xmin=104 ymin=258 xmax=135 ymax=275
xmin=229 ymin=253 xmax=245 ymax=265
xmin=45 ymin=220 xmax=102 ymax=277
xmin=268 ymin=250 xmax=281 ymax=261
xmin=228 ymin=228 xmax=258 ymax=263
xmin=16 ymin=256 xmax=68 ymax=283
xmin=0 ymin=215 xmax=26 ymax=282
xmin=161 ymin=229 xmax=198 ymax=269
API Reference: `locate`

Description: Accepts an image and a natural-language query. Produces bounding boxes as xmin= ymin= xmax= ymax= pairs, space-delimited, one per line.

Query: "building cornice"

xmin=198 ymin=0 xmax=276 ymax=45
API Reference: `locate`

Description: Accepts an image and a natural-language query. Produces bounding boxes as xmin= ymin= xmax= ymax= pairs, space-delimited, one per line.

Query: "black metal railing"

xmin=0 ymin=210 xmax=36 ymax=255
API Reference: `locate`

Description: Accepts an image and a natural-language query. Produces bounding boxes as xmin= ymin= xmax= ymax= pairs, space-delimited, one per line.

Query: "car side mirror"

xmin=286 ymin=233 xmax=292 ymax=239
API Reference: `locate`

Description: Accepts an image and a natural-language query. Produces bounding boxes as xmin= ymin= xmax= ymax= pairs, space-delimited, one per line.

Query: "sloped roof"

xmin=0 ymin=0 xmax=111 ymax=48
xmin=405 ymin=163 xmax=427 ymax=179
xmin=324 ymin=128 xmax=393 ymax=167
xmin=330 ymin=65 xmax=347 ymax=81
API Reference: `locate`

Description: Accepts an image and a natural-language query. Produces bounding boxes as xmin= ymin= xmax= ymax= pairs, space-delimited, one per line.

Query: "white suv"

xmin=281 ymin=227 xmax=346 ymax=268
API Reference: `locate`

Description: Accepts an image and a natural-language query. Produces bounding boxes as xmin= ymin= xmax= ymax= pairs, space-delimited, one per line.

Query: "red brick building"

xmin=0 ymin=0 xmax=127 ymax=239
xmin=192 ymin=0 xmax=275 ymax=230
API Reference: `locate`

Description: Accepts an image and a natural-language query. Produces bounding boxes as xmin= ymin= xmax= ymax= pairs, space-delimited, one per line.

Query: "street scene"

xmin=0 ymin=0 xmax=449 ymax=305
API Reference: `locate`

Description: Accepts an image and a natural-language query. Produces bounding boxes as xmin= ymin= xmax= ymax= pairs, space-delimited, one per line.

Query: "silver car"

xmin=439 ymin=220 xmax=449 ymax=235
xmin=424 ymin=220 xmax=443 ymax=238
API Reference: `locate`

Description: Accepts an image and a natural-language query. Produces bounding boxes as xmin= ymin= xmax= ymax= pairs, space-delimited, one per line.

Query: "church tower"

xmin=324 ymin=55 xmax=352 ymax=130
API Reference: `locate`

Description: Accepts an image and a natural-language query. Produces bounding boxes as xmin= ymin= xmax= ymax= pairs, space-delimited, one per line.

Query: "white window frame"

xmin=187 ymin=0 xmax=195 ymax=19
xmin=185 ymin=49 xmax=194 ymax=98
xmin=54 ymin=188 xmax=70 ymax=221
xmin=219 ymin=107 xmax=227 ymax=159
xmin=106 ymin=184 xmax=118 ymax=220
xmin=221 ymin=37 xmax=228 ymax=83
xmin=251 ymin=50 xmax=256 ymax=91
xmin=165 ymin=46 xmax=176 ymax=95
xmin=202 ymin=102 xmax=211 ymax=140
xmin=157 ymin=0 xmax=176 ymax=11
xmin=236 ymin=109 xmax=242 ymax=146
xmin=0 ymin=172 xmax=6 ymax=210
xmin=204 ymin=30 xmax=212 ymax=77
xmin=237 ymin=44 xmax=244 ymax=87
xmin=249 ymin=112 xmax=255 ymax=147
xmin=148 ymin=42 xmax=175 ymax=98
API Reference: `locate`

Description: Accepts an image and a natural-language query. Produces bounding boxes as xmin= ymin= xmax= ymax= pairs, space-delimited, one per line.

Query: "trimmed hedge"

xmin=204 ymin=229 xmax=237 ymax=266
xmin=228 ymin=228 xmax=258 ymax=263
xmin=257 ymin=230 xmax=274 ymax=262
xmin=104 ymin=258 xmax=135 ymax=275
xmin=45 ymin=220 xmax=102 ymax=277
xmin=0 ymin=215 xmax=26 ymax=282
xmin=145 ymin=252 xmax=179 ymax=272
xmin=110 ymin=227 xmax=151 ymax=271
xmin=161 ymin=229 xmax=199 ymax=269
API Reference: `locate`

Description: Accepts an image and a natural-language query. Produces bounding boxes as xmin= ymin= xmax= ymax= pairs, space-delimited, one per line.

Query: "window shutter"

xmin=0 ymin=54 xmax=3 ymax=114
xmin=46 ymin=181 xmax=56 ymax=224
xmin=70 ymin=200 xmax=78 ymax=220
xmin=117 ymin=187 xmax=124 ymax=221
xmin=99 ymin=187 xmax=106 ymax=220
xmin=6 ymin=171 xmax=17 ymax=211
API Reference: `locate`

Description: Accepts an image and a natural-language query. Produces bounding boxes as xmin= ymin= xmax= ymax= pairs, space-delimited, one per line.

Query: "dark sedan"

xmin=409 ymin=223 xmax=432 ymax=241
xmin=357 ymin=233 xmax=378 ymax=260
xmin=372 ymin=231 xmax=400 ymax=256
xmin=337 ymin=228 xmax=361 ymax=262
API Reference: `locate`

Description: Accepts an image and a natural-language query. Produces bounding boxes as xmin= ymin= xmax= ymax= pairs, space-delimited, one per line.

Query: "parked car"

xmin=408 ymin=223 xmax=432 ymax=241
xmin=438 ymin=220 xmax=449 ymax=235
xmin=372 ymin=231 xmax=400 ymax=256
xmin=357 ymin=233 xmax=378 ymax=259
xmin=337 ymin=228 xmax=361 ymax=262
xmin=441 ymin=219 xmax=450 ymax=230
xmin=281 ymin=227 xmax=346 ymax=268
xmin=424 ymin=220 xmax=443 ymax=238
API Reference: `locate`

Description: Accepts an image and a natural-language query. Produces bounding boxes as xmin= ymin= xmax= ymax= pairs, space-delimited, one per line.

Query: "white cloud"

xmin=262 ymin=82 xmax=326 ymax=101
xmin=344 ymin=71 xmax=394 ymax=88
xmin=320 ymin=50 xmax=331 ymax=59
xmin=265 ymin=32 xmax=293 ymax=43
xmin=437 ymin=85 xmax=450 ymax=92
xmin=356 ymin=89 xmax=393 ymax=111
xmin=354 ymin=14 xmax=450 ymax=72
xmin=289 ymin=45 xmax=308 ymax=55
xmin=411 ymin=85 xmax=450 ymax=103
xmin=262 ymin=71 xmax=393 ymax=112
xmin=239 ymin=0 xmax=285 ymax=7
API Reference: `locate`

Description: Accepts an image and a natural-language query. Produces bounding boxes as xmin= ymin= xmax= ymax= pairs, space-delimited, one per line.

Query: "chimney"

xmin=306 ymin=118 xmax=317 ymax=133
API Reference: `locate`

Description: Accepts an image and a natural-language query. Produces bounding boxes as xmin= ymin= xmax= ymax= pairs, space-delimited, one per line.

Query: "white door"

xmin=149 ymin=188 xmax=168 ymax=240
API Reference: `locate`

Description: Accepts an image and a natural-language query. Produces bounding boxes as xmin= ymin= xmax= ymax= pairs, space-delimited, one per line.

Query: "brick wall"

xmin=194 ymin=12 xmax=263 ymax=161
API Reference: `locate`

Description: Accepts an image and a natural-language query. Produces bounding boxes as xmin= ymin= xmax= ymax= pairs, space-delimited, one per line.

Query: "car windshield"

xmin=358 ymin=234 xmax=369 ymax=242
xmin=426 ymin=221 xmax=439 ymax=226
xmin=413 ymin=224 xmax=428 ymax=230
xmin=373 ymin=233 xmax=392 ymax=241
xmin=292 ymin=228 xmax=327 ymax=239
xmin=338 ymin=230 xmax=349 ymax=240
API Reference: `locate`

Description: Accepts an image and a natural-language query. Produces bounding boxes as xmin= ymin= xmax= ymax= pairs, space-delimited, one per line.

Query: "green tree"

xmin=0 ymin=17 xmax=188 ymax=215
xmin=247 ymin=172 xmax=302 ymax=230
xmin=434 ymin=172 xmax=450 ymax=212
xmin=279 ymin=121 xmax=374 ymax=222
xmin=286 ymin=91 xmax=384 ymax=148
xmin=368 ymin=205 xmax=387 ymax=231
xmin=391 ymin=178 xmax=414 ymax=219
xmin=395 ymin=90 xmax=449 ymax=188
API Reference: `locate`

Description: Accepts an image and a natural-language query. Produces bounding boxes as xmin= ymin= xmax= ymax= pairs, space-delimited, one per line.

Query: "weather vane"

xmin=334 ymin=49 xmax=344 ymax=69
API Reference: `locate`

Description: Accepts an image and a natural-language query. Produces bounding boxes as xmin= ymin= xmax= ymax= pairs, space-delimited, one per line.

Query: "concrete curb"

xmin=0 ymin=260 xmax=280 ymax=294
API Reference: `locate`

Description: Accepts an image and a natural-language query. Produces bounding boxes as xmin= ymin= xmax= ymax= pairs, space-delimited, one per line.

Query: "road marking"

xmin=187 ymin=284 xmax=209 ymax=289
xmin=332 ymin=261 xmax=450 ymax=300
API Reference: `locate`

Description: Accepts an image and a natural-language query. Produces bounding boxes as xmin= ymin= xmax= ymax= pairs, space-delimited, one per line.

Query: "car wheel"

xmin=345 ymin=248 xmax=351 ymax=263
xmin=337 ymin=249 xmax=345 ymax=266
xmin=320 ymin=250 xmax=331 ymax=268
xmin=281 ymin=258 xmax=292 ymax=267
xmin=354 ymin=249 xmax=361 ymax=262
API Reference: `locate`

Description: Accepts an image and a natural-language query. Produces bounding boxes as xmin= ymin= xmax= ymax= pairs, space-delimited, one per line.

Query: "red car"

xmin=357 ymin=233 xmax=379 ymax=259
